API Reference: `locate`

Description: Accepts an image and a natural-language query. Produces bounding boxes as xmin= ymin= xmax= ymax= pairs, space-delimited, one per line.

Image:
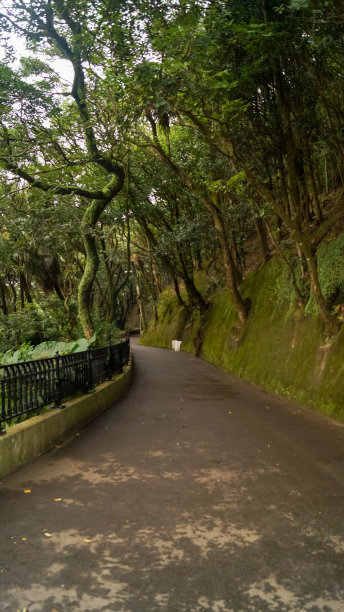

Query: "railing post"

xmin=0 ymin=371 xmax=6 ymax=434
xmin=106 ymin=341 xmax=112 ymax=380
xmin=118 ymin=342 xmax=123 ymax=374
xmin=121 ymin=336 xmax=129 ymax=369
xmin=87 ymin=349 xmax=93 ymax=390
xmin=54 ymin=352 xmax=65 ymax=409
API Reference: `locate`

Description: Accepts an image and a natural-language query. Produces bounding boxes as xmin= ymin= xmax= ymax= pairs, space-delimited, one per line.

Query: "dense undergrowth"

xmin=0 ymin=336 xmax=96 ymax=366
xmin=0 ymin=323 xmax=125 ymax=366
xmin=141 ymin=244 xmax=344 ymax=421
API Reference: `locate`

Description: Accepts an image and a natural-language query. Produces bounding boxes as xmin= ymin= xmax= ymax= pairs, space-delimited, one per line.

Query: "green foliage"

xmin=0 ymin=335 xmax=97 ymax=366
xmin=270 ymin=253 xmax=309 ymax=313
xmin=94 ymin=321 xmax=124 ymax=346
xmin=0 ymin=295 xmax=80 ymax=352
xmin=289 ymin=0 xmax=311 ymax=9
xmin=0 ymin=0 xmax=343 ymax=344
xmin=306 ymin=235 xmax=344 ymax=315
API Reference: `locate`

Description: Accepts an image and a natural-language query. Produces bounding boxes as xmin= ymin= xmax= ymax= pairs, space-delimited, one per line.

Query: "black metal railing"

xmin=0 ymin=337 xmax=130 ymax=430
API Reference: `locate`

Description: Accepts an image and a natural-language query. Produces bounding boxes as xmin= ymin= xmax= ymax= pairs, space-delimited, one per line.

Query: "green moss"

xmin=140 ymin=288 xmax=188 ymax=348
xmin=228 ymin=261 xmax=323 ymax=393
xmin=181 ymin=310 xmax=202 ymax=354
xmin=201 ymin=292 xmax=238 ymax=369
xmin=141 ymin=259 xmax=344 ymax=420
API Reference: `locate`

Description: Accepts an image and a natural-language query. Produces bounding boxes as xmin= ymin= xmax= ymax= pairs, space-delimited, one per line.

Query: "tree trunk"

xmin=264 ymin=219 xmax=304 ymax=304
xmin=19 ymin=273 xmax=32 ymax=308
xmin=133 ymin=263 xmax=147 ymax=332
xmin=301 ymin=130 xmax=323 ymax=223
xmin=152 ymin=260 xmax=162 ymax=295
xmin=254 ymin=215 xmax=270 ymax=263
xmin=78 ymin=169 xmax=125 ymax=339
xmin=208 ymin=196 xmax=248 ymax=324
xmin=0 ymin=278 xmax=8 ymax=316
xmin=240 ymin=158 xmax=337 ymax=333
xmin=146 ymin=118 xmax=248 ymax=325
xmin=78 ymin=232 xmax=99 ymax=340
xmin=173 ymin=276 xmax=189 ymax=312
xmin=292 ymin=228 xmax=337 ymax=333
xmin=194 ymin=122 xmax=336 ymax=334
xmin=9 ymin=281 xmax=16 ymax=312
xmin=179 ymin=252 xmax=207 ymax=312
xmin=78 ymin=199 xmax=109 ymax=339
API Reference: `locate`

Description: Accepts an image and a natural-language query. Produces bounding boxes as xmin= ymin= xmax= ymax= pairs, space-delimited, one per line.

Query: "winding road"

xmin=1 ymin=339 xmax=344 ymax=612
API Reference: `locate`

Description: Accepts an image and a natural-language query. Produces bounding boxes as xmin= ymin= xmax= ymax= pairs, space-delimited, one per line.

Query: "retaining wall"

xmin=0 ymin=357 xmax=133 ymax=479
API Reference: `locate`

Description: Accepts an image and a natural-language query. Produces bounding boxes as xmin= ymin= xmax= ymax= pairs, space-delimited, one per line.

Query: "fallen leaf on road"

xmin=54 ymin=498 xmax=62 ymax=502
xmin=21 ymin=538 xmax=27 ymax=541
xmin=44 ymin=532 xmax=53 ymax=537
xmin=176 ymin=442 xmax=180 ymax=446
xmin=24 ymin=489 xmax=31 ymax=494
xmin=84 ymin=538 xmax=92 ymax=543
xmin=228 ymin=411 xmax=232 ymax=415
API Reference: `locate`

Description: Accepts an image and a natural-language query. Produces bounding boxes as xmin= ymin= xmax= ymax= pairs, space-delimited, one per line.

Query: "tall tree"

xmin=0 ymin=0 xmax=125 ymax=338
xmin=130 ymin=0 xmax=343 ymax=332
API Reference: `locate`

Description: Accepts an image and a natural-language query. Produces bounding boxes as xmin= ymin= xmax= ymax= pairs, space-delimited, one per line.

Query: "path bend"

xmin=1 ymin=339 xmax=344 ymax=612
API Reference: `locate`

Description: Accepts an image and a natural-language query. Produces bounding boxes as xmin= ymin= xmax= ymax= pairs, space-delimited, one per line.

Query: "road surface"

xmin=1 ymin=339 xmax=344 ymax=611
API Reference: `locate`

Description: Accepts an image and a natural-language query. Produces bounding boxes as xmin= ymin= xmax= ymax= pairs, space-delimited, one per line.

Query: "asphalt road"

xmin=1 ymin=339 xmax=344 ymax=612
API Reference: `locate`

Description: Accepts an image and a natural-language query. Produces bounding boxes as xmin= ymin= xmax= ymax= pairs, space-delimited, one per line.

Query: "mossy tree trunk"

xmin=238 ymin=157 xmax=337 ymax=334
xmin=137 ymin=213 xmax=193 ymax=316
xmin=0 ymin=5 xmax=126 ymax=340
xmin=132 ymin=262 xmax=147 ymax=332
xmin=78 ymin=173 xmax=125 ymax=340
xmin=178 ymin=251 xmax=208 ymax=312
xmin=209 ymin=194 xmax=248 ymax=325
xmin=78 ymin=202 xmax=103 ymax=340
xmin=0 ymin=278 xmax=8 ymax=316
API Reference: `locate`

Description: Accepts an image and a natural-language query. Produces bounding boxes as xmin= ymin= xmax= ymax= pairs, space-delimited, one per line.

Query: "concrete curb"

xmin=0 ymin=356 xmax=133 ymax=480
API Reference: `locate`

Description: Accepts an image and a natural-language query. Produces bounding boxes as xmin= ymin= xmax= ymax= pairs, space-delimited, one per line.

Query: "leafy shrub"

xmin=0 ymin=335 xmax=97 ymax=365
xmin=306 ymin=235 xmax=344 ymax=314
xmin=94 ymin=322 xmax=124 ymax=346
xmin=271 ymin=257 xmax=307 ymax=313
xmin=0 ymin=295 xmax=81 ymax=353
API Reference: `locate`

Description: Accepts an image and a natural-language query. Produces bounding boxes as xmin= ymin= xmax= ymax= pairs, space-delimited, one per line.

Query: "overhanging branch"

xmin=0 ymin=158 xmax=109 ymax=200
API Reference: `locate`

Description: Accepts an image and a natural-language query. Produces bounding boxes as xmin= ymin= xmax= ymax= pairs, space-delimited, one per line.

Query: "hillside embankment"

xmin=141 ymin=257 xmax=344 ymax=421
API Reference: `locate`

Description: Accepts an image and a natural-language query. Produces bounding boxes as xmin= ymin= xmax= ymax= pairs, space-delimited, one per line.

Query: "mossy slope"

xmin=141 ymin=259 xmax=344 ymax=420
